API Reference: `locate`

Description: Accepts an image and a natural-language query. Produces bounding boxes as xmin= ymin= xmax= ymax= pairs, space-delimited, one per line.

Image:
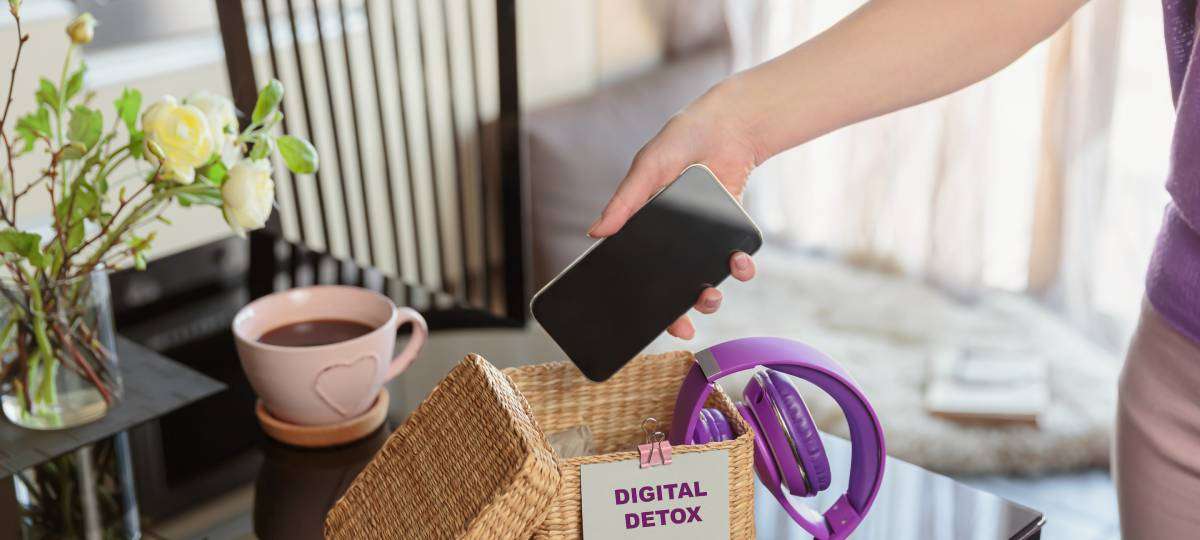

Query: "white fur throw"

xmin=645 ymin=248 xmax=1118 ymax=475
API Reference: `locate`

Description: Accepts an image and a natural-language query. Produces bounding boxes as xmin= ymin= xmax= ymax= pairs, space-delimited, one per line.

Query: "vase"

xmin=0 ymin=269 xmax=121 ymax=430
xmin=12 ymin=433 xmax=142 ymax=539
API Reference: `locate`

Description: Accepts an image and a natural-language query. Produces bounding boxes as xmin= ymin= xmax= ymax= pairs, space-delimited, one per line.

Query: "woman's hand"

xmin=587 ymin=83 xmax=761 ymax=339
xmin=586 ymin=0 xmax=1085 ymax=340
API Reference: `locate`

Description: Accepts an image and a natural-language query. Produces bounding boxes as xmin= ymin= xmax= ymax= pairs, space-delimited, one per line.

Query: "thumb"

xmin=588 ymin=152 xmax=677 ymax=238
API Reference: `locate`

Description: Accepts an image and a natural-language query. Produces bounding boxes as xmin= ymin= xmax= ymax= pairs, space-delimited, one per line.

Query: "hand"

xmin=587 ymin=84 xmax=761 ymax=339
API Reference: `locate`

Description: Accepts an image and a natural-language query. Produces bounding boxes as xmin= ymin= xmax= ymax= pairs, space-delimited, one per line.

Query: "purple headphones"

xmin=669 ymin=337 xmax=885 ymax=539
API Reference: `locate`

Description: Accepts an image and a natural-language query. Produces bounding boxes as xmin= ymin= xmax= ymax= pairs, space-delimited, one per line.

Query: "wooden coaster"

xmin=256 ymin=389 xmax=390 ymax=448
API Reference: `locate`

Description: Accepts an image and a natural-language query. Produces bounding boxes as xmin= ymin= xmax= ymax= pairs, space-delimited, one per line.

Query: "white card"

xmin=580 ymin=450 xmax=730 ymax=539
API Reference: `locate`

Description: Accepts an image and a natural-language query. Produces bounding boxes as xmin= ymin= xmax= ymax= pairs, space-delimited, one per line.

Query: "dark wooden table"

xmin=246 ymin=353 xmax=1044 ymax=539
xmin=247 ymin=423 xmax=1043 ymax=540
xmin=97 ymin=262 xmax=1044 ymax=539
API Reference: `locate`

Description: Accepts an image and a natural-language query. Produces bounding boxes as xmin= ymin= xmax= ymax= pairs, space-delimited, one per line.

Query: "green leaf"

xmin=200 ymin=152 xmax=221 ymax=168
xmin=128 ymin=130 xmax=145 ymax=159
xmin=77 ymin=188 xmax=99 ymax=219
xmin=59 ymin=185 xmax=95 ymax=215
xmin=248 ymin=136 xmax=274 ymax=161
xmin=0 ymin=230 xmax=47 ymax=268
xmin=200 ymin=160 xmax=227 ymax=186
xmin=63 ymin=63 xmax=86 ymax=105
xmin=276 ymin=135 xmax=317 ymax=174
xmin=35 ymin=78 xmax=59 ymax=111
xmin=65 ymin=220 xmax=84 ymax=252
xmin=113 ymin=88 xmax=141 ymax=132
xmin=67 ymin=106 xmax=103 ymax=150
xmin=252 ymin=79 xmax=284 ymax=124
xmin=125 ymin=234 xmax=151 ymax=271
xmin=55 ymin=188 xmax=97 ymax=246
xmin=14 ymin=107 xmax=50 ymax=154
xmin=175 ymin=185 xmax=223 ymax=207
xmin=60 ymin=142 xmax=87 ymax=160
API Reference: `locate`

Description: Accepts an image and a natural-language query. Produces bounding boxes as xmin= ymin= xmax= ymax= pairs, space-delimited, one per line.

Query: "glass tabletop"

xmin=755 ymin=435 xmax=1043 ymax=539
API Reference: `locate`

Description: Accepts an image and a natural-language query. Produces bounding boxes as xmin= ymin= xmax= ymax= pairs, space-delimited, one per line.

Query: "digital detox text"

xmin=614 ymin=481 xmax=709 ymax=529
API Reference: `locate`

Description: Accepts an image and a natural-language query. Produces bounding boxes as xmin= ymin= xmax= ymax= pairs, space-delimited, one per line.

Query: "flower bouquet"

xmin=0 ymin=4 xmax=318 ymax=429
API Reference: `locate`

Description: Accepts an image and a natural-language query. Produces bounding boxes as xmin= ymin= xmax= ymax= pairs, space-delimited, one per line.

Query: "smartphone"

xmin=531 ymin=164 xmax=763 ymax=382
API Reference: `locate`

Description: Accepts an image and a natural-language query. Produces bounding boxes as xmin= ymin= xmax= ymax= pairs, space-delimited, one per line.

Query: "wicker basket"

xmin=325 ymin=351 xmax=756 ymax=539
xmin=504 ymin=351 xmax=757 ymax=539
xmin=325 ymin=355 xmax=562 ymax=539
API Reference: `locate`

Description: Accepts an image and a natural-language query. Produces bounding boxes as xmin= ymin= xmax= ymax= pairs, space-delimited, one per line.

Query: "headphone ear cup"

xmin=693 ymin=408 xmax=735 ymax=443
xmin=746 ymin=374 xmax=812 ymax=496
xmin=764 ymin=370 xmax=832 ymax=493
xmin=706 ymin=408 xmax=733 ymax=441
xmin=736 ymin=402 xmax=782 ymax=491
xmin=693 ymin=409 xmax=715 ymax=444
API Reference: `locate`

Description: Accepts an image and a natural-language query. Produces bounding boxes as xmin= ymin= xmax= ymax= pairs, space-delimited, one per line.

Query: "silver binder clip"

xmin=638 ymin=417 xmax=672 ymax=468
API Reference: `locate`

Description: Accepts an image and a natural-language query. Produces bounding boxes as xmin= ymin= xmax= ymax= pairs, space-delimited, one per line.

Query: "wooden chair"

xmin=214 ymin=0 xmax=524 ymax=327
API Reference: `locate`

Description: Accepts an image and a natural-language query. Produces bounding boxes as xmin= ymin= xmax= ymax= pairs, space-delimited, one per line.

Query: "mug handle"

xmin=385 ymin=307 xmax=428 ymax=381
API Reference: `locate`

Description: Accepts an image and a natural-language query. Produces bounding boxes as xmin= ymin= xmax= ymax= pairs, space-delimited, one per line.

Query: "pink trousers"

xmin=1115 ymin=299 xmax=1200 ymax=538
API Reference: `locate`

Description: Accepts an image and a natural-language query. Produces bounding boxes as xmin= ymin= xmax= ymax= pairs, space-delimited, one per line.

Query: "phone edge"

xmin=531 ymin=163 xmax=761 ymax=315
xmin=528 ymin=163 xmax=763 ymax=382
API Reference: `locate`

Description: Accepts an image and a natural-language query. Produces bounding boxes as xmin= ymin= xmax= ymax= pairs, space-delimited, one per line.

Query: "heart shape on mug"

xmin=313 ymin=354 xmax=378 ymax=418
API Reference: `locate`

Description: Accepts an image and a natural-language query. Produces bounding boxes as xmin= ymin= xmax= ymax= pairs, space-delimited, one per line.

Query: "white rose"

xmin=142 ymin=95 xmax=214 ymax=184
xmin=185 ymin=91 xmax=238 ymax=157
xmin=222 ymin=158 xmax=275 ymax=237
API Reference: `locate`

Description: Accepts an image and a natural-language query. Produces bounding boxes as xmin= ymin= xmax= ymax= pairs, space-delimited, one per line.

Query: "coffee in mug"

xmin=258 ymin=319 xmax=376 ymax=347
xmin=233 ymin=286 xmax=427 ymax=425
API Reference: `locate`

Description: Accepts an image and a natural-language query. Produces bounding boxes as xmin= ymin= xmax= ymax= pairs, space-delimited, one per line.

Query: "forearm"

xmin=711 ymin=0 xmax=1086 ymax=162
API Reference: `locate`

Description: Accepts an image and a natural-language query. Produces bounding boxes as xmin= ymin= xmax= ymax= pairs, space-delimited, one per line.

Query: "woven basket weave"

xmin=325 ymin=355 xmax=562 ymax=539
xmin=504 ymin=351 xmax=757 ymax=539
xmin=326 ymin=351 xmax=755 ymax=539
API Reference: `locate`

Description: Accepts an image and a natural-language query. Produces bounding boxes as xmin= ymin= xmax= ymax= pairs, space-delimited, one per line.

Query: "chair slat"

xmin=216 ymin=0 xmax=525 ymax=325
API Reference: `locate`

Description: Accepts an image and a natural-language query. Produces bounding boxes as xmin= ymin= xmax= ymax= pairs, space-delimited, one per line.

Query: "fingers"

xmin=668 ymin=289 xmax=719 ymax=340
xmin=667 ymin=315 xmax=695 ymax=340
xmin=693 ymin=288 xmax=722 ymax=314
xmin=730 ymin=252 xmax=756 ymax=282
xmin=588 ymin=148 xmax=675 ymax=238
xmin=667 ymin=268 xmax=748 ymax=339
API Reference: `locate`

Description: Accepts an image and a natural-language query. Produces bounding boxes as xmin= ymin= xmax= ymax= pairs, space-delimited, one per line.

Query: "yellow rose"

xmin=184 ymin=91 xmax=238 ymax=157
xmin=222 ymin=158 xmax=275 ymax=237
xmin=141 ymin=95 xmax=214 ymax=184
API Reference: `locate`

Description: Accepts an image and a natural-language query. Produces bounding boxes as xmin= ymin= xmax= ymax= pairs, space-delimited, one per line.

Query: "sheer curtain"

xmin=730 ymin=0 xmax=1171 ymax=349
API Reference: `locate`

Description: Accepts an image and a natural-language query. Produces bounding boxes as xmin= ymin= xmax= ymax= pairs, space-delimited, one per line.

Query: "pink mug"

xmin=232 ymin=285 xmax=427 ymax=425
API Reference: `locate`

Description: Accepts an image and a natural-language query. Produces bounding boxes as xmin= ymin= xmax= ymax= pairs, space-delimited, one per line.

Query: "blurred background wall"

xmin=0 ymin=0 xmax=678 ymax=260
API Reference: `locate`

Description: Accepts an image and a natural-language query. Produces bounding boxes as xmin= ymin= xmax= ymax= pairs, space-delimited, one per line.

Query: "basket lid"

xmin=325 ymin=354 xmax=562 ymax=539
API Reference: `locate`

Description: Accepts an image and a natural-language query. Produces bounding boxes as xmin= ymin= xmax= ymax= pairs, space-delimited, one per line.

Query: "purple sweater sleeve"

xmin=1166 ymin=0 xmax=1200 ymax=226
xmin=1147 ymin=1 xmax=1200 ymax=344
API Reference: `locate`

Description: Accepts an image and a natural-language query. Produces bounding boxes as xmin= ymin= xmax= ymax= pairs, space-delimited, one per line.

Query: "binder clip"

xmin=638 ymin=417 xmax=672 ymax=468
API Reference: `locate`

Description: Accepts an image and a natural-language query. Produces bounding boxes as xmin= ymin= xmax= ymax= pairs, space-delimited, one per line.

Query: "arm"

xmin=725 ymin=0 xmax=1086 ymax=160
xmin=591 ymin=0 xmax=1086 ymax=338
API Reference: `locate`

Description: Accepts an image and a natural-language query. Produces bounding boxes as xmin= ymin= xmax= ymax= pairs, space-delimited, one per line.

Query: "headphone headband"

xmin=668 ymin=337 xmax=885 ymax=539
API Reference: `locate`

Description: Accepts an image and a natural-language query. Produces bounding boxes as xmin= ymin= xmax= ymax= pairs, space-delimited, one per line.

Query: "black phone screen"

xmin=531 ymin=165 xmax=763 ymax=382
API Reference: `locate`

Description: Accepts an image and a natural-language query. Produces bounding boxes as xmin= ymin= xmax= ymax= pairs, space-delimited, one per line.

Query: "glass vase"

xmin=13 ymin=434 xmax=141 ymax=539
xmin=0 ymin=269 xmax=121 ymax=429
